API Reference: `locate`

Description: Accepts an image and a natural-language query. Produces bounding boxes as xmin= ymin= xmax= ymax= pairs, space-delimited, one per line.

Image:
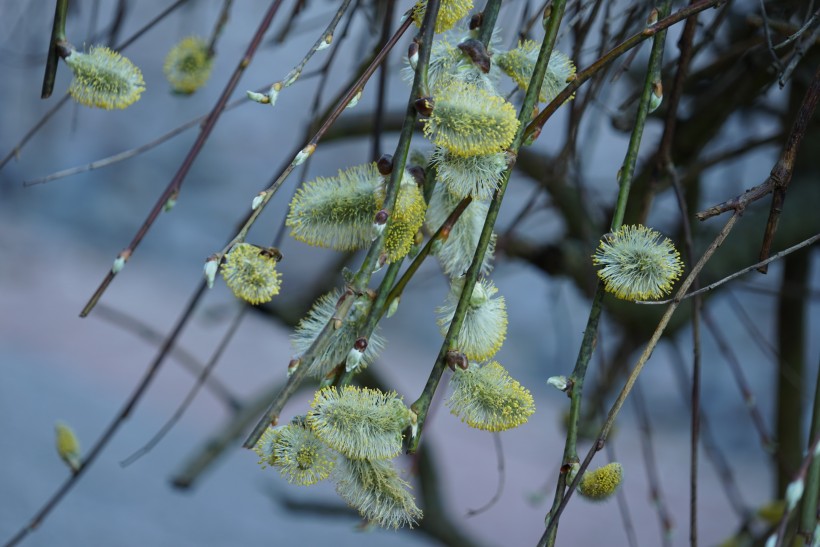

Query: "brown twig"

xmin=695 ymin=65 xmax=819 ymax=229
xmin=757 ymin=65 xmax=820 ymax=271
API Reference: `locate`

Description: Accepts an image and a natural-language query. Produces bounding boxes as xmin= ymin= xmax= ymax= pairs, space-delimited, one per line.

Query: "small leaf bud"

xmin=203 ymin=254 xmax=219 ymax=289
xmin=252 ymin=191 xmax=267 ymax=211
xmin=566 ymin=461 xmax=581 ymax=483
xmin=317 ymin=33 xmax=333 ymax=51
xmin=287 ymin=357 xmax=300 ymax=377
xmin=55 ymin=422 xmax=81 ymax=473
xmin=646 ymin=8 xmax=659 ymax=26
xmin=292 ymin=143 xmax=316 ymax=166
xmin=247 ymin=90 xmax=269 ymax=104
xmin=469 ymin=12 xmax=483 ymax=30
xmin=345 ymin=337 xmax=368 ymax=372
xmin=386 ymin=297 xmax=400 ymax=318
xmin=407 ymin=41 xmax=419 ymax=70
xmin=111 ymin=250 xmax=130 ymax=274
xmin=346 ymin=89 xmax=362 ymax=109
xmin=407 ymin=165 xmax=426 ymax=187
xmin=548 ymin=375 xmax=568 ymax=392
xmin=163 ymin=191 xmax=178 ymax=212
xmin=445 ymin=350 xmax=468 ymax=371
xmin=785 ymin=478 xmax=805 ymax=511
xmin=260 ymin=246 xmax=283 ymax=262
xmin=268 ymin=81 xmax=283 ymax=106
xmin=542 ymin=5 xmax=552 ymax=30
xmin=648 ymin=81 xmax=663 ymax=113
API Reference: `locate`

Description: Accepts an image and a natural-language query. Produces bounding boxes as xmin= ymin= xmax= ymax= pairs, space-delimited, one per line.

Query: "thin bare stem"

xmin=94 ymin=303 xmax=241 ymax=410
xmin=119 ymin=306 xmax=248 ymax=467
xmin=633 ymin=380 xmax=674 ymax=546
xmin=635 ymin=233 xmax=820 ymax=304
xmin=465 ymin=434 xmax=505 ymax=517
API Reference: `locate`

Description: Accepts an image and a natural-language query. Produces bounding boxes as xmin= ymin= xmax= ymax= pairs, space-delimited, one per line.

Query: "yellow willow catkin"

xmin=220 ymin=243 xmax=282 ymax=305
xmin=447 ymin=361 xmax=535 ymax=432
xmin=164 ymin=36 xmax=213 ymax=94
xmin=64 ymin=46 xmax=144 ymax=109
xmin=411 ymin=0 xmax=474 ymax=34
xmin=423 ymin=80 xmax=519 ymax=157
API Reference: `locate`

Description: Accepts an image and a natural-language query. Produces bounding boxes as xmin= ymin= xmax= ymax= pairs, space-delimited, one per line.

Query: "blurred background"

xmin=1 ymin=1 xmax=819 ymax=546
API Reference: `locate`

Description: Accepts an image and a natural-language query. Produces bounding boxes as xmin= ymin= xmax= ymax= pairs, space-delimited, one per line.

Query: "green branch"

xmin=42 ymin=0 xmax=69 ymax=99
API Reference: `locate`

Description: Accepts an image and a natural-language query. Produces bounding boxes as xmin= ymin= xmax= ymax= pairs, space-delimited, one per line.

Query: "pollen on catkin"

xmin=376 ymin=177 xmax=427 ymax=263
xmin=425 ymin=183 xmax=495 ymax=277
xmin=592 ymin=224 xmax=683 ymax=301
xmin=423 ymin=80 xmax=519 ymax=157
xmin=291 ymin=289 xmax=385 ymax=379
xmin=412 ymin=0 xmax=474 ymax=34
xmin=447 ymin=361 xmax=535 ymax=432
xmin=307 ymin=386 xmax=413 ymax=461
xmin=163 ymin=36 xmax=213 ymax=94
xmin=265 ymin=419 xmax=337 ymax=486
xmin=437 ymin=277 xmax=507 ymax=361
xmin=64 ymin=46 xmax=144 ymax=109
xmin=286 ymin=163 xmax=381 ymax=251
xmin=432 ymin=146 xmax=508 ymax=200
xmin=578 ymin=462 xmax=623 ymax=501
xmin=54 ymin=422 xmax=81 ymax=472
xmin=495 ymin=41 xmax=576 ymax=104
xmin=220 ymin=243 xmax=282 ymax=305
xmin=333 ymin=457 xmax=422 ymax=529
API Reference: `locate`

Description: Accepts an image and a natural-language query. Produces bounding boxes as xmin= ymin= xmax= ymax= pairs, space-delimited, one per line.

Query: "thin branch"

xmin=669 ymin=343 xmax=752 ymax=520
xmin=94 ymin=303 xmax=241 ymax=411
xmin=633 ymin=380 xmax=674 ymax=547
xmin=702 ymin=309 xmax=776 ymax=454
xmin=465 ymin=434 xmax=505 ymax=517
xmin=119 ymin=306 xmax=248 ymax=467
xmin=526 ymin=0 xmax=724 ymax=141
xmin=695 ymin=65 xmax=820 ymax=225
xmin=41 ymin=0 xmax=68 ymax=99
xmin=636 ymin=233 xmax=820 ymax=304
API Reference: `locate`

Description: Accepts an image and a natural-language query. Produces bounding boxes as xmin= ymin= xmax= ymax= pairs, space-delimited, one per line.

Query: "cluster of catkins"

xmin=247 ymin=0 xmax=581 ymax=529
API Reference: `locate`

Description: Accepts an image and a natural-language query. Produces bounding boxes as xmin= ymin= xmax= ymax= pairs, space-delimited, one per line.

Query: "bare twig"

xmin=636 ymin=233 xmax=820 ymax=304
